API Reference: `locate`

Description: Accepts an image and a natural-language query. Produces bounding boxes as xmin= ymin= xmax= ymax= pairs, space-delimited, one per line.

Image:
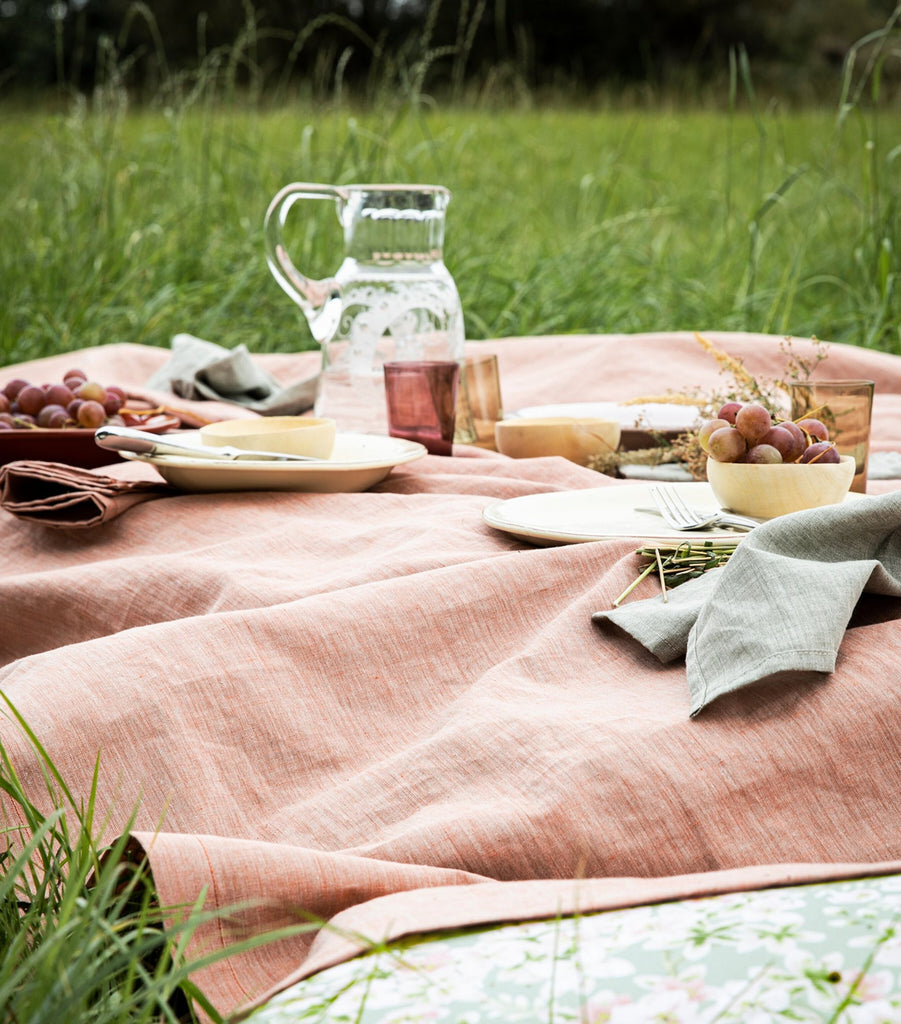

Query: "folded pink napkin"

xmin=0 ymin=460 xmax=172 ymax=528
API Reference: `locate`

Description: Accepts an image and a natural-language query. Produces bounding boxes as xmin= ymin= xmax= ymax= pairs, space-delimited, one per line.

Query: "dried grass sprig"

xmin=773 ymin=335 xmax=830 ymax=393
xmin=613 ymin=540 xmax=738 ymax=607
xmin=586 ymin=445 xmax=681 ymax=476
xmin=691 ymin=331 xmax=759 ymax=392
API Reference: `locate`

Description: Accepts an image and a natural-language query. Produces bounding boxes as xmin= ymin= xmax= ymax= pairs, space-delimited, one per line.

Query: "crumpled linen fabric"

xmin=4 ymin=332 xmax=901 ymax=1019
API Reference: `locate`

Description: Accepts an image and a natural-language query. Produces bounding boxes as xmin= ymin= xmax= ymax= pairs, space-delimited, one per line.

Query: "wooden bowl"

xmin=494 ymin=416 xmax=621 ymax=466
xmin=0 ymin=413 xmax=181 ymax=469
xmin=706 ymin=455 xmax=855 ymax=518
xmin=200 ymin=416 xmax=336 ymax=459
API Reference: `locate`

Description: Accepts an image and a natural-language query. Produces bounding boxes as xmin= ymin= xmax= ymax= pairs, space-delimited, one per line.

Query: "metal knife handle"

xmin=94 ymin=425 xmax=324 ymax=462
xmin=95 ymin=425 xmax=159 ymax=455
xmin=95 ymin=425 xmax=238 ymax=461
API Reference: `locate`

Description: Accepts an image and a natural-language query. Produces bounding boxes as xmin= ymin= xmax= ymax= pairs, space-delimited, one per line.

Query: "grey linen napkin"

xmin=593 ymin=492 xmax=901 ymax=716
xmin=148 ymin=334 xmax=318 ymax=415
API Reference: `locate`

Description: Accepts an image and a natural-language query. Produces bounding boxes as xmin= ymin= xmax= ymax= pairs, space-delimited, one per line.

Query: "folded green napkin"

xmin=148 ymin=334 xmax=318 ymax=415
xmin=593 ymin=492 xmax=901 ymax=715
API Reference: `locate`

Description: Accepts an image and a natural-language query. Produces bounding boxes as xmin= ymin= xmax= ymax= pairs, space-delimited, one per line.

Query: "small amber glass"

xmin=789 ymin=379 xmax=874 ymax=493
xmin=455 ymin=353 xmax=503 ymax=448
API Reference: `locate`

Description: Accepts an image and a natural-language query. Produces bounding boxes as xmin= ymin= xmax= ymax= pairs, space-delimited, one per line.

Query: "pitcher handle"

xmin=263 ymin=182 xmax=347 ymax=326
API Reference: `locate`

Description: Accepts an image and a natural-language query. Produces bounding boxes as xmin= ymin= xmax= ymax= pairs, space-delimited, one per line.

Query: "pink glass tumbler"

xmin=383 ymin=360 xmax=460 ymax=456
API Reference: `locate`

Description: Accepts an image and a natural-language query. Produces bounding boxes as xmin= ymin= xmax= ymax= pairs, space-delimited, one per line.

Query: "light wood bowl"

xmin=706 ymin=455 xmax=855 ymax=518
xmin=494 ymin=416 xmax=621 ymax=466
xmin=200 ymin=416 xmax=336 ymax=458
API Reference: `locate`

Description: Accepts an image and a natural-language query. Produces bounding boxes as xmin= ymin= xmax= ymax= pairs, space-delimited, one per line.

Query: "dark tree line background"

xmin=1 ymin=0 xmax=898 ymax=98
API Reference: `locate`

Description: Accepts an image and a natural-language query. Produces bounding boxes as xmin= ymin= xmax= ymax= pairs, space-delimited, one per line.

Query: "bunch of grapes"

xmin=0 ymin=370 xmax=129 ymax=432
xmin=699 ymin=401 xmax=839 ymax=465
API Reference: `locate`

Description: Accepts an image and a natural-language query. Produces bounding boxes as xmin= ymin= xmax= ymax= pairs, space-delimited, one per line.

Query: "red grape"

xmin=759 ymin=425 xmax=795 ymax=461
xmin=77 ymin=380 xmax=107 ymax=404
xmin=800 ymin=441 xmax=840 ymax=464
xmin=707 ymin=425 xmax=747 ymax=462
xmin=775 ymin=420 xmax=807 ymax=462
xmin=735 ymin=402 xmax=772 ymax=445
xmin=745 ymin=443 xmax=782 ymax=464
xmin=17 ymin=385 xmax=46 ymax=416
xmin=36 ymin=403 xmax=68 ymax=427
xmin=76 ymin=400 xmax=106 ymax=428
xmin=698 ymin=418 xmax=730 ymax=453
xmin=45 ymin=383 xmax=75 ymax=408
xmin=797 ymin=418 xmax=828 ymax=442
xmin=103 ymin=392 xmax=123 ymax=416
xmin=2 ymin=378 xmax=29 ymax=401
xmin=717 ymin=402 xmax=742 ymax=424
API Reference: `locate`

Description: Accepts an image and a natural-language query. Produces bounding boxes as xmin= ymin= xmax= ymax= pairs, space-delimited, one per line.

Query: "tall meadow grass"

xmin=0 ymin=6 xmax=899 ymax=365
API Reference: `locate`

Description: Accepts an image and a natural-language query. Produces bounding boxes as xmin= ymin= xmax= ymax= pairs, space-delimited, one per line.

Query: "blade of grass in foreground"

xmin=0 ymin=697 xmax=323 ymax=1024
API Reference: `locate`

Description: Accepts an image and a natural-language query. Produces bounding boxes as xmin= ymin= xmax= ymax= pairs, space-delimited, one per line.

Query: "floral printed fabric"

xmin=247 ymin=874 xmax=901 ymax=1023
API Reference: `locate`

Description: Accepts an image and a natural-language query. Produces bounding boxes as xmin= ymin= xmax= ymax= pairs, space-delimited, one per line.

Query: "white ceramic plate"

xmin=483 ymin=482 xmax=748 ymax=547
xmin=122 ymin=432 xmax=427 ymax=493
xmin=512 ymin=401 xmax=701 ymax=432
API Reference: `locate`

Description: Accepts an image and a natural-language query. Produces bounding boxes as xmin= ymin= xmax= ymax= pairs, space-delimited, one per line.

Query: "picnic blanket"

xmin=3 ymin=331 xmax=901 ymax=1017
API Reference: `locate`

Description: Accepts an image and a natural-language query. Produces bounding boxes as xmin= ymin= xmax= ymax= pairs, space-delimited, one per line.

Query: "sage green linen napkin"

xmin=148 ymin=334 xmax=318 ymax=415
xmin=594 ymin=491 xmax=901 ymax=716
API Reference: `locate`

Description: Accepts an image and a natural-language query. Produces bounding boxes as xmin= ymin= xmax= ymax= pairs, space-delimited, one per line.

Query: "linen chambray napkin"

xmin=594 ymin=491 xmax=901 ymax=716
xmin=148 ymin=333 xmax=318 ymax=415
xmin=0 ymin=461 xmax=172 ymax=529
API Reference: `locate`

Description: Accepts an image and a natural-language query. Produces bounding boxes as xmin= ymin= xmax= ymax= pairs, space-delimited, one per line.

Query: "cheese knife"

xmin=94 ymin=425 xmax=326 ymax=463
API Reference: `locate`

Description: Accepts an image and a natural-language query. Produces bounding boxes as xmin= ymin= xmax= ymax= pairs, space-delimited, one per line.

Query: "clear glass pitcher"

xmin=264 ymin=183 xmax=465 ymax=435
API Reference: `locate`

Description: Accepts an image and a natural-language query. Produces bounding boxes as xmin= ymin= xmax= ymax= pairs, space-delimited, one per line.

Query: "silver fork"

xmin=649 ymin=486 xmax=760 ymax=532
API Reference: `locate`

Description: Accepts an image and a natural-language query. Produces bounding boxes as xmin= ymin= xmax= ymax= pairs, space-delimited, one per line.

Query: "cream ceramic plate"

xmin=484 ymin=482 xmax=866 ymax=547
xmin=122 ymin=432 xmax=427 ymax=493
xmin=512 ymin=402 xmax=701 ymax=432
xmin=484 ymin=482 xmax=751 ymax=547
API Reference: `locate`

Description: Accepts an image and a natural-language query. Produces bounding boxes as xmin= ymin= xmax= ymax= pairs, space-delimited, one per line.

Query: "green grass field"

xmin=1 ymin=55 xmax=899 ymax=368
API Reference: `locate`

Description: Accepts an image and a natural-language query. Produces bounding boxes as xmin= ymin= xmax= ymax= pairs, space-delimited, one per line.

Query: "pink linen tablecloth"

xmin=3 ymin=331 xmax=901 ymax=1017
